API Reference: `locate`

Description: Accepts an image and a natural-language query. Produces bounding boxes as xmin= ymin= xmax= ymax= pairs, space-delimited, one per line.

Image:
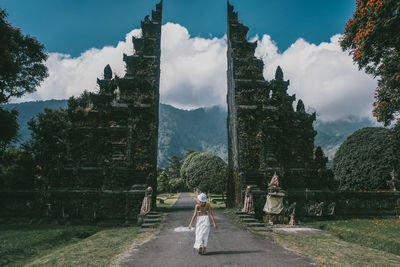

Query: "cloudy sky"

xmin=1 ymin=0 xmax=377 ymax=121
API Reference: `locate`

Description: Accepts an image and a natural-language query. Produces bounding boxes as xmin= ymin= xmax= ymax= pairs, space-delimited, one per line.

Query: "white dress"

xmin=194 ymin=212 xmax=210 ymax=249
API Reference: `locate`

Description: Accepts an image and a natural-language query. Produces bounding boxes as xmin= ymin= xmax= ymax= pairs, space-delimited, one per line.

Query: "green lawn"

xmin=273 ymin=218 xmax=400 ymax=267
xmin=0 ymin=223 xmax=148 ymax=267
xmin=308 ymin=218 xmax=400 ymax=256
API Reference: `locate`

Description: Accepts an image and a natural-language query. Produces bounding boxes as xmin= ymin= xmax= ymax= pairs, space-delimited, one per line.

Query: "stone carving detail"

xmin=304 ymin=201 xmax=336 ymax=216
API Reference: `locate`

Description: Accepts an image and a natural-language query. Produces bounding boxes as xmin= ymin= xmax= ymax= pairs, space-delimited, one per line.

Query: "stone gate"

xmin=226 ymin=2 xmax=332 ymax=211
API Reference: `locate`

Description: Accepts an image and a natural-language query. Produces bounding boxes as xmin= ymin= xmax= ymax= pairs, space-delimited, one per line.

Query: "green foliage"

xmin=157 ymin=170 xmax=170 ymax=193
xmin=168 ymin=177 xmax=186 ymax=193
xmin=167 ymin=155 xmax=182 ymax=178
xmin=157 ymin=155 xmax=188 ymax=193
xmin=0 ymin=8 xmax=48 ymax=104
xmin=67 ymin=90 xmax=96 ymax=121
xmin=25 ymin=108 xmax=68 ymax=188
xmin=340 ymin=0 xmax=400 ymax=126
xmin=1 ymin=100 xmax=68 ymax=145
xmin=180 ymin=152 xmax=227 ymax=194
xmin=0 ymin=147 xmax=35 ymax=189
xmin=313 ymin=146 xmax=328 ymax=169
xmin=0 ymin=107 xmax=18 ymax=150
xmin=332 ymin=127 xmax=398 ymax=190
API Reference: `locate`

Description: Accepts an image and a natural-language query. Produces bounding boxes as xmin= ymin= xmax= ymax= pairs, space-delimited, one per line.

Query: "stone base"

xmin=0 ymin=189 xmax=146 ymax=223
xmin=263 ymin=214 xmax=289 ymax=225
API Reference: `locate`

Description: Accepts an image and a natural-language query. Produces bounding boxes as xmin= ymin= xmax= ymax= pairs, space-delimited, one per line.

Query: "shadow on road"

xmin=203 ymin=250 xmax=264 ymax=256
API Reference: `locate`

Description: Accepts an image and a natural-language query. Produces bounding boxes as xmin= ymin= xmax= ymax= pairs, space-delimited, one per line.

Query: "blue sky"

xmin=1 ymin=0 xmax=377 ymax=123
xmin=0 ymin=0 xmax=355 ymax=57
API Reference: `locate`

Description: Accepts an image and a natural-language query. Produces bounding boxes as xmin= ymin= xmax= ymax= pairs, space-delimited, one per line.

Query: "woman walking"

xmin=188 ymin=193 xmax=217 ymax=255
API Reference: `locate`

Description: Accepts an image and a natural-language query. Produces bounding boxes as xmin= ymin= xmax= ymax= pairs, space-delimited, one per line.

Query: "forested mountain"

xmin=2 ymin=100 xmax=374 ymax=166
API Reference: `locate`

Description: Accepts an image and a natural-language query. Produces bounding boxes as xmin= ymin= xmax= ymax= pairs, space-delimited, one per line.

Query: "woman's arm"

xmin=188 ymin=204 xmax=198 ymax=229
xmin=208 ymin=203 xmax=217 ymax=228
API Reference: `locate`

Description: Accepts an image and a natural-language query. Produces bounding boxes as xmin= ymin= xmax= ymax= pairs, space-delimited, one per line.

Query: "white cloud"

xmin=17 ymin=29 xmax=141 ymax=102
xmin=255 ymin=34 xmax=377 ymax=121
xmin=160 ymin=23 xmax=227 ymax=109
xmin=14 ymin=23 xmax=377 ymax=122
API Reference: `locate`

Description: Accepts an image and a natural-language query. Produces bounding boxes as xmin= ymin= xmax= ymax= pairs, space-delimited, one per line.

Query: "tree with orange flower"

xmin=341 ymin=0 xmax=399 ymax=126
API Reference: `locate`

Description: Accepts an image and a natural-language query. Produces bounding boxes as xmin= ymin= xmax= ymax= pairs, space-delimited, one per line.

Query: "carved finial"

xmin=275 ymin=66 xmax=284 ymax=81
xmin=296 ymin=99 xmax=305 ymax=113
xmin=104 ymin=64 xmax=112 ymax=80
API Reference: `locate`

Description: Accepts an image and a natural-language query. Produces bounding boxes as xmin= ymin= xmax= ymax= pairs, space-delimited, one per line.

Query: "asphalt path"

xmin=119 ymin=193 xmax=313 ymax=267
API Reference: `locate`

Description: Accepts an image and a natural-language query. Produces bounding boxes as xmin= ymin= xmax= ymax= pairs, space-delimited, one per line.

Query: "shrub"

xmin=332 ymin=127 xmax=398 ymax=190
xmin=180 ymin=152 xmax=227 ymax=194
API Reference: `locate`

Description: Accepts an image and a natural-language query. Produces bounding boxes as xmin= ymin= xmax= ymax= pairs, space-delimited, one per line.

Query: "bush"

xmin=180 ymin=152 xmax=227 ymax=194
xmin=0 ymin=148 xmax=35 ymax=189
xmin=168 ymin=177 xmax=187 ymax=193
xmin=332 ymin=127 xmax=398 ymax=190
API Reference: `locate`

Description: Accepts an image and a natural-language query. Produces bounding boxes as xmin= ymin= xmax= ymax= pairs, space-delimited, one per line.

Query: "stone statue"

xmin=140 ymin=186 xmax=153 ymax=215
xmin=263 ymin=172 xmax=288 ymax=225
xmin=242 ymin=185 xmax=255 ymax=214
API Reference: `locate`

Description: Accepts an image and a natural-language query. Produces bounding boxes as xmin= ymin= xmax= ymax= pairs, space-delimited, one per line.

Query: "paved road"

xmin=119 ymin=193 xmax=313 ymax=267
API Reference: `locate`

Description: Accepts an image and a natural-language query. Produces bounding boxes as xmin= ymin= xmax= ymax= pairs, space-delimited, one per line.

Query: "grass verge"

xmin=274 ymin=231 xmax=400 ymax=267
xmin=24 ymin=226 xmax=142 ymax=267
xmin=0 ymin=224 xmax=102 ymax=266
xmin=157 ymin=193 xmax=181 ymax=209
xmin=224 ymin=210 xmax=400 ymax=266
xmin=0 ymin=222 xmax=162 ymax=267
xmin=307 ymin=218 xmax=400 ymax=256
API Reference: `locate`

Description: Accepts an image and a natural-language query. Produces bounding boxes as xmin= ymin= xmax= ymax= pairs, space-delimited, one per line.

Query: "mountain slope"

xmin=2 ymin=100 xmax=374 ymax=167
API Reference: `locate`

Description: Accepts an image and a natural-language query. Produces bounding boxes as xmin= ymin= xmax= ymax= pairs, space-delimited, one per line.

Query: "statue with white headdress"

xmin=263 ymin=172 xmax=296 ymax=225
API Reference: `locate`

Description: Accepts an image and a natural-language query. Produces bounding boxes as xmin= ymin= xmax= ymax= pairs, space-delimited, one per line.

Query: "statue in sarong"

xmin=140 ymin=186 xmax=153 ymax=215
xmin=242 ymin=185 xmax=255 ymax=214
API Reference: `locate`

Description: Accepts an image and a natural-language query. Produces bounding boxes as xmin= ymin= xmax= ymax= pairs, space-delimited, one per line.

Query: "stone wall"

xmin=2 ymin=189 xmax=398 ymax=223
xmin=0 ymin=190 xmax=144 ymax=223
xmin=250 ymin=189 xmax=400 ymax=221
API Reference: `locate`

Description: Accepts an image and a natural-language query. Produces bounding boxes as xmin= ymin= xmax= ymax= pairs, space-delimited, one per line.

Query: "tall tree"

xmin=0 ymin=8 xmax=48 ymax=149
xmin=167 ymin=155 xmax=182 ymax=178
xmin=340 ymin=0 xmax=400 ymax=126
xmin=0 ymin=8 xmax=48 ymax=104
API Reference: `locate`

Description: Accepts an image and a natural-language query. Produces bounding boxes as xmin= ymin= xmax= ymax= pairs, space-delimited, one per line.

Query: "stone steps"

xmin=147 ymin=214 xmax=160 ymax=219
xmin=235 ymin=210 xmax=272 ymax=232
xmin=143 ymin=218 xmax=160 ymax=223
xmin=141 ymin=223 xmax=154 ymax=228
xmin=246 ymin=222 xmax=265 ymax=227
xmin=140 ymin=211 xmax=161 ymax=231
